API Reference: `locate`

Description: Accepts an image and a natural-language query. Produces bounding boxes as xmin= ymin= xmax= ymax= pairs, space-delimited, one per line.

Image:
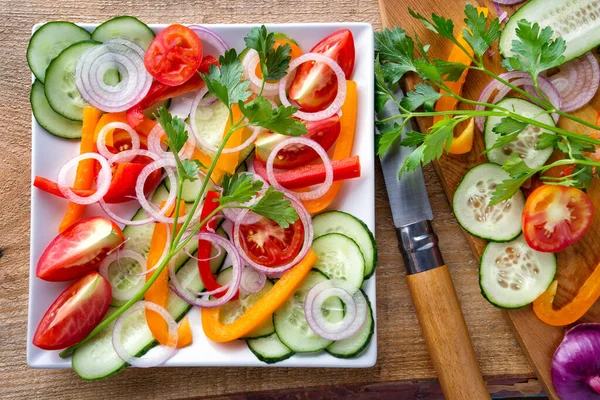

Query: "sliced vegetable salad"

xmin=28 ymin=18 xmax=376 ymax=377
xmin=375 ymin=1 xmax=600 ymax=397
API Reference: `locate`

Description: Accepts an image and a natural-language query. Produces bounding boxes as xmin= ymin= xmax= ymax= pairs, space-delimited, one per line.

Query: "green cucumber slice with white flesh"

xmin=215 ymin=267 xmax=275 ymax=339
xmin=499 ymin=0 xmax=600 ymax=64
xmin=31 ymin=80 xmax=83 ymax=139
xmin=164 ymin=175 xmax=216 ymax=203
xmin=273 ymin=270 xmax=344 ymax=353
xmin=485 ymin=98 xmax=555 ymax=169
xmin=479 ymin=235 xmax=556 ymax=309
xmin=247 ymin=333 xmax=294 ymax=364
xmin=27 ymin=21 xmax=91 ymax=83
xmin=72 ymin=255 xmax=203 ymax=380
xmin=312 ymin=233 xmax=365 ymax=290
xmin=193 ymin=100 xmax=230 ymax=155
xmin=312 ymin=211 xmax=377 ymax=279
xmin=44 ymin=40 xmax=100 ymax=121
xmin=453 ymin=163 xmax=525 ymax=242
xmin=91 ymin=16 xmax=155 ymax=50
xmin=326 ymin=289 xmax=374 ymax=358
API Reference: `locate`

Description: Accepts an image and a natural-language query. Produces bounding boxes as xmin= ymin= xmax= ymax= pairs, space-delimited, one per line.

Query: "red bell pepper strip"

xmin=126 ymin=56 xmax=219 ymax=128
xmin=253 ymin=155 xmax=361 ymax=190
xmin=197 ymin=191 xmax=239 ymax=300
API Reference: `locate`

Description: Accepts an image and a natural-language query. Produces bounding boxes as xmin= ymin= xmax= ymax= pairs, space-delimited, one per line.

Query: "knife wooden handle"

xmin=406 ymin=265 xmax=490 ymax=400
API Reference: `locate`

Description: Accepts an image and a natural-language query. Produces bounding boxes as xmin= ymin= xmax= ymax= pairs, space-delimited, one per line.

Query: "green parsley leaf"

xmin=249 ymin=186 xmax=299 ymax=228
xmin=375 ymin=58 xmax=395 ymax=113
xmin=421 ymin=117 xmax=456 ymax=163
xmin=489 ymin=175 xmax=530 ymax=206
xmin=502 ymin=153 xmax=536 ymax=177
xmin=155 ymin=107 xmax=188 ymax=153
xmin=571 ymin=164 xmax=596 ymax=189
xmin=264 ymin=43 xmax=292 ymax=80
xmin=219 ymin=173 xmax=264 ymax=205
xmin=376 ymin=123 xmax=402 ymax=155
xmin=462 ymin=3 xmax=501 ymax=58
xmin=244 ymin=26 xmax=292 ymax=81
xmin=409 ymin=9 xmax=455 ymax=41
xmin=400 ymin=83 xmax=441 ymax=112
xmin=244 ymin=26 xmax=274 ymax=62
xmin=500 ymin=20 xmax=566 ymax=79
xmin=433 ymin=60 xmax=468 ymax=82
xmin=566 ymin=136 xmax=597 ymax=155
xmin=202 ymin=49 xmax=251 ymax=108
xmin=483 ymin=117 xmax=528 ymax=152
xmin=399 ymin=145 xmax=425 ymax=177
xmin=414 ymin=58 xmax=442 ymax=82
xmin=536 ymin=133 xmax=561 ymax=150
xmin=238 ymin=98 xmax=307 ymax=136
xmin=399 ymin=130 xmax=426 ymax=147
xmin=375 ymin=27 xmax=417 ymax=71
xmin=180 ymin=159 xmax=202 ymax=182
xmin=381 ymin=60 xmax=411 ymax=85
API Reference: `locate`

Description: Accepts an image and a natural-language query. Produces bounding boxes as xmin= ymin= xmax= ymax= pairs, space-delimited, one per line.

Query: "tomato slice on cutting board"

xmin=237 ymin=217 xmax=304 ymax=268
xmin=36 ymin=217 xmax=125 ymax=282
xmin=33 ymin=272 xmax=112 ymax=350
xmin=144 ymin=24 xmax=203 ymax=86
xmin=522 ymin=185 xmax=594 ymax=252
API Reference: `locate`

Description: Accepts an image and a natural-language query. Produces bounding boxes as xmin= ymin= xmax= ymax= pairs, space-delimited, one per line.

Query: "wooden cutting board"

xmin=378 ymin=0 xmax=600 ymax=398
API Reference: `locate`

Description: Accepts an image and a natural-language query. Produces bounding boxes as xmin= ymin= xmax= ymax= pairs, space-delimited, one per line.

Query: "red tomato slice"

xmin=144 ymin=24 xmax=203 ymax=86
xmin=522 ymin=185 xmax=594 ymax=252
xmin=36 ymin=217 xmax=125 ymax=282
xmin=288 ymin=29 xmax=355 ymax=112
xmin=237 ymin=217 xmax=304 ymax=268
xmin=254 ymin=115 xmax=340 ymax=169
xmin=33 ymin=272 xmax=111 ymax=350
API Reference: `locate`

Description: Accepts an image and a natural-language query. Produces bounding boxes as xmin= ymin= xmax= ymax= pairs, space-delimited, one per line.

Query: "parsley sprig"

xmin=375 ymin=4 xmax=600 ymax=204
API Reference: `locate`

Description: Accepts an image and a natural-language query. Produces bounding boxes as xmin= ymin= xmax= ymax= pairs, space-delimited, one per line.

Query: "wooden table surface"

xmin=0 ymin=0 xmax=542 ymax=398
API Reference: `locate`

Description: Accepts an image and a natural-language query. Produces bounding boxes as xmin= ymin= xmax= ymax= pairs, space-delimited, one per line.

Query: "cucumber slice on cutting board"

xmin=480 ymin=235 xmax=556 ymax=309
xmin=215 ymin=267 xmax=275 ymax=339
xmin=91 ymin=16 xmax=155 ymax=50
xmin=27 ymin=21 xmax=91 ymax=83
xmin=484 ymin=98 xmax=555 ymax=169
xmin=499 ymin=0 xmax=600 ymax=63
xmin=31 ymin=80 xmax=82 ymax=139
xmin=453 ymin=163 xmax=525 ymax=242
xmin=312 ymin=211 xmax=377 ymax=279
xmin=247 ymin=333 xmax=294 ymax=364
xmin=312 ymin=233 xmax=365 ymax=290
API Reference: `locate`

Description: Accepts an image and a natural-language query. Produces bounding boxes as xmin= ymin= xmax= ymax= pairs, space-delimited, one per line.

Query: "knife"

xmin=379 ymin=85 xmax=490 ymax=400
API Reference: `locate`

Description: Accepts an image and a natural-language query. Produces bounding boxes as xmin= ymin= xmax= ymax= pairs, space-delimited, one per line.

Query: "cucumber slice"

xmin=312 ymin=211 xmax=377 ymax=279
xmin=27 ymin=22 xmax=91 ymax=83
xmin=312 ymin=233 xmax=365 ymax=290
xmin=193 ymin=100 xmax=230 ymax=154
xmin=72 ymin=255 xmax=203 ymax=380
xmin=247 ymin=333 xmax=294 ymax=364
xmin=273 ymin=270 xmax=343 ymax=353
xmin=164 ymin=175 xmax=216 ymax=203
xmin=91 ymin=16 xmax=155 ymax=50
xmin=499 ymin=0 xmax=600 ymax=64
xmin=453 ymin=163 xmax=525 ymax=242
xmin=485 ymin=98 xmax=555 ymax=169
xmin=326 ymin=289 xmax=374 ymax=358
xmin=31 ymin=80 xmax=82 ymax=139
xmin=215 ymin=267 xmax=275 ymax=339
xmin=480 ymin=235 xmax=556 ymax=309
xmin=44 ymin=40 xmax=100 ymax=121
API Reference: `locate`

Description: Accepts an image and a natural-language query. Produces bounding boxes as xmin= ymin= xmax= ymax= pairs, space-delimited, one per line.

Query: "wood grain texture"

xmin=0 ymin=0 xmax=537 ymax=398
xmin=379 ymin=0 xmax=600 ymax=398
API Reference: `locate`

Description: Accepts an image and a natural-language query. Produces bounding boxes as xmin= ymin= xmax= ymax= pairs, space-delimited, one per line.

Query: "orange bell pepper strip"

xmin=192 ymin=148 xmax=226 ymax=185
xmin=201 ymin=250 xmax=317 ymax=342
xmin=145 ymin=200 xmax=192 ymax=348
xmin=434 ymin=7 xmax=488 ymax=155
xmin=58 ymin=106 xmax=102 ymax=233
xmin=302 ymin=80 xmax=357 ymax=214
xmin=216 ymin=103 xmax=248 ymax=175
xmin=94 ymin=112 xmax=154 ymax=149
xmin=533 ymin=262 xmax=600 ymax=326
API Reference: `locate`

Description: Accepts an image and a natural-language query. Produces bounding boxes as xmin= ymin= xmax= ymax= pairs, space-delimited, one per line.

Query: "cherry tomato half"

xmin=144 ymin=24 xmax=203 ymax=86
xmin=254 ymin=115 xmax=341 ymax=169
xmin=522 ymin=185 xmax=594 ymax=252
xmin=33 ymin=272 xmax=111 ymax=350
xmin=36 ymin=217 xmax=125 ymax=282
xmin=237 ymin=217 xmax=304 ymax=268
xmin=288 ymin=29 xmax=355 ymax=112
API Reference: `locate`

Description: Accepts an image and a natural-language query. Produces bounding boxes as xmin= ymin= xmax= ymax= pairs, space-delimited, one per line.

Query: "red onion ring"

xmin=99 ymin=249 xmax=146 ymax=301
xmin=543 ymin=52 xmax=600 ymax=112
xmin=147 ymin=122 xmax=196 ymax=160
xmin=240 ymin=266 xmax=267 ymax=294
xmin=475 ymin=72 xmax=561 ymax=131
xmin=169 ymin=232 xmax=242 ymax=307
xmin=75 ymin=39 xmax=152 ymax=113
xmin=112 ymin=301 xmax=177 ymax=367
xmin=233 ymin=194 xmax=313 ymax=275
xmin=107 ymin=149 xmax=159 ymax=165
xmin=184 ymin=243 xmax=222 ymax=262
xmin=96 ymin=122 xmax=141 ymax=161
xmin=222 ymin=172 xmax=267 ymax=225
xmin=135 ymin=158 xmax=182 ymax=224
xmin=57 ymin=153 xmax=112 ymax=205
xmin=279 ymin=52 xmax=347 ymax=121
xmin=242 ymin=49 xmax=281 ymax=96
xmin=304 ymin=279 xmax=367 ymax=341
xmin=492 ymin=2 xmax=508 ymax=23
xmin=493 ymin=0 xmax=525 ymax=4
xmin=187 ymin=25 xmax=230 ymax=58
xmin=266 ymin=137 xmax=333 ymax=201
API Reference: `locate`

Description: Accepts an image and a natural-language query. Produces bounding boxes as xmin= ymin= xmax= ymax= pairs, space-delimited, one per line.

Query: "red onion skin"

xmin=552 ymin=323 xmax=600 ymax=399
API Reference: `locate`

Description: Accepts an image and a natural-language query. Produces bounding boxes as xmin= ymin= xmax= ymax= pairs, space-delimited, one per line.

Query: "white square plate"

xmin=27 ymin=22 xmax=375 ymax=369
